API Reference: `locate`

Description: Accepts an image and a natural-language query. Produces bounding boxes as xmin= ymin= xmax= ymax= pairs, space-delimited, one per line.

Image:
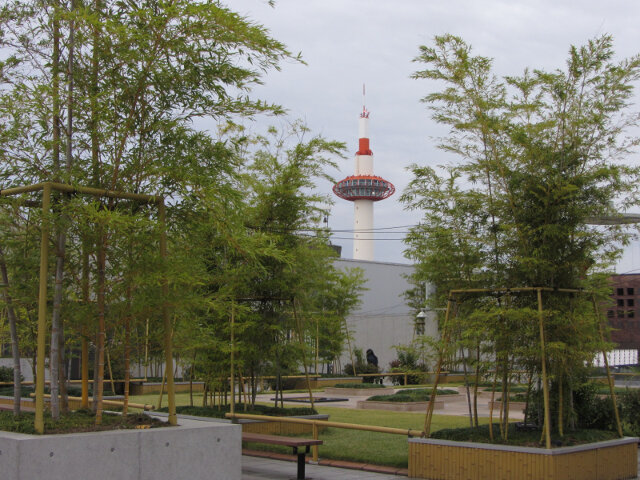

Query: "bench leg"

xmin=293 ymin=446 xmax=308 ymax=480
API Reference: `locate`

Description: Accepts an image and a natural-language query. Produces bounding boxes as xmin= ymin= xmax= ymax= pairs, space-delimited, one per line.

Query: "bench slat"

xmin=242 ymin=432 xmax=322 ymax=447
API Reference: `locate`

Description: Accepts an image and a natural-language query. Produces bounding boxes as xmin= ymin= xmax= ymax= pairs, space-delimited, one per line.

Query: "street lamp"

xmin=415 ymin=310 xmax=426 ymax=336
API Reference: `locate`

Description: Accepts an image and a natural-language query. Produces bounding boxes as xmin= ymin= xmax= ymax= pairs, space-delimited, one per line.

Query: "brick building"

xmin=607 ymin=274 xmax=640 ymax=353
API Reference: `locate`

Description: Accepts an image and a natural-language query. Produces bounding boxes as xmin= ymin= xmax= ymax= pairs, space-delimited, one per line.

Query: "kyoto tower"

xmin=333 ymin=92 xmax=395 ymax=261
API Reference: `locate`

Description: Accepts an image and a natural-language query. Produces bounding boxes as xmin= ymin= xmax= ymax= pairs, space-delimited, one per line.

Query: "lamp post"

xmin=415 ymin=310 xmax=426 ymax=337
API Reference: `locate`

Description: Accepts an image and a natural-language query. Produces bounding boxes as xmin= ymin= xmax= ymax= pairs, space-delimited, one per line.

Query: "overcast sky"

xmin=226 ymin=0 xmax=640 ymax=271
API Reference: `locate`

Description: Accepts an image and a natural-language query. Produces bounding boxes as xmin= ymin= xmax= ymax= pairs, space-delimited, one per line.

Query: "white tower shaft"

xmin=353 ymin=113 xmax=374 ymax=261
xmin=353 ymin=199 xmax=373 ymax=260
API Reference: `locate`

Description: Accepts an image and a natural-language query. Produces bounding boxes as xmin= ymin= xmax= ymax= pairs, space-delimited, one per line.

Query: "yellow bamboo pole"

xmin=312 ymin=423 xmax=319 ymax=462
xmin=537 ymin=288 xmax=552 ymax=449
xmin=35 ymin=393 xmax=153 ymax=410
xmin=35 ymin=183 xmax=52 ymax=434
xmin=159 ymin=200 xmax=176 ymax=426
xmin=591 ymin=294 xmax=623 ymax=437
xmin=0 ymin=183 xmax=48 ymax=196
xmin=226 ymin=413 xmax=423 ymax=437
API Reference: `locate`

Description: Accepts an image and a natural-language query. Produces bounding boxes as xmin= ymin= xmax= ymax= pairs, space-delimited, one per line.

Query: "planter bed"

xmin=293 ymin=377 xmax=363 ymax=389
xmin=324 ymin=386 xmax=394 ymax=396
xmin=408 ymin=436 xmax=639 ymax=480
xmin=0 ymin=414 xmax=241 ymax=480
xmin=356 ymin=400 xmax=444 ymax=412
xmin=128 ymin=381 xmax=204 ymax=395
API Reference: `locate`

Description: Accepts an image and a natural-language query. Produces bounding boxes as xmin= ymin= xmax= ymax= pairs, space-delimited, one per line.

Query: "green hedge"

xmin=368 ymin=388 xmax=458 ymax=402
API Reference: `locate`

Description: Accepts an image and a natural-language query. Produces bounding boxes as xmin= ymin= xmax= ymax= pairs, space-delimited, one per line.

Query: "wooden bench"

xmin=242 ymin=432 xmax=323 ymax=480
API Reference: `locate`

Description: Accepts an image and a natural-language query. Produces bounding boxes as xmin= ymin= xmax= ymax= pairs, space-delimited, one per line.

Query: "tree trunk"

xmin=0 ymin=247 xmax=21 ymax=416
xmin=94 ymin=231 xmax=107 ymax=425
xmin=49 ymin=0 xmax=62 ymax=420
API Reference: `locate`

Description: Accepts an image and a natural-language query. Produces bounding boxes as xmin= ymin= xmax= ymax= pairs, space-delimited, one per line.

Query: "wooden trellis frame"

xmin=0 ymin=181 xmax=176 ymax=433
xmin=423 ymin=286 xmax=622 ymax=449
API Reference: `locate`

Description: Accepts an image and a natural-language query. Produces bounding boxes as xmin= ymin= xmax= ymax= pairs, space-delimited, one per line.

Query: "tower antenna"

xmin=361 ymin=84 xmax=369 ymax=118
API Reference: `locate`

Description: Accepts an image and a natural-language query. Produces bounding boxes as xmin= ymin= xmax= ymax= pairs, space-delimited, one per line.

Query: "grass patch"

xmin=157 ymin=403 xmax=317 ymax=418
xmin=0 ymin=409 xmax=167 ymax=435
xmin=244 ymin=406 xmax=482 ymax=468
xmin=430 ymin=423 xmax=619 ymax=447
xmin=368 ymin=388 xmax=458 ymax=402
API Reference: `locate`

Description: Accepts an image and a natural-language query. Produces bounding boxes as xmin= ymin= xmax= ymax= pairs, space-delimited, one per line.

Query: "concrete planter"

xmin=324 ymin=386 xmax=394 ymax=396
xmin=408 ymin=436 xmax=639 ymax=480
xmin=0 ymin=416 xmax=241 ymax=480
xmin=356 ymin=400 xmax=444 ymax=412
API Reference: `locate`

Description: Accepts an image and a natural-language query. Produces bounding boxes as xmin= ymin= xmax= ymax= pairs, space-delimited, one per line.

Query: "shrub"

xmin=388 ymin=345 xmax=429 ymax=385
xmin=619 ymin=388 xmax=640 ymax=436
xmin=368 ymin=388 xmax=458 ymax=402
xmin=0 ymin=366 xmax=22 ymax=383
xmin=158 ymin=404 xmax=318 ymax=419
xmin=333 ymin=383 xmax=384 ymax=389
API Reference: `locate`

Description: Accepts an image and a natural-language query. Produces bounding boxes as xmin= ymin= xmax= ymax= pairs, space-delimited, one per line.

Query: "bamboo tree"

xmin=408 ymin=34 xmax=640 ymax=440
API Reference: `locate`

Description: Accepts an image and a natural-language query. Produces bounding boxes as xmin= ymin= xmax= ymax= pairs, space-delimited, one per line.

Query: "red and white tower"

xmin=333 ymin=95 xmax=394 ymax=261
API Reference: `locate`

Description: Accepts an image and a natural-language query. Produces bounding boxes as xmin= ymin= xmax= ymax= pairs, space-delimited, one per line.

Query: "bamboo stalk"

xmin=537 ymin=288 xmax=552 ymax=449
xmin=424 ymin=296 xmax=453 ymax=436
xmin=292 ymin=299 xmax=315 ymax=409
xmin=591 ymin=294 xmax=624 ymax=437
xmin=230 ymin=302 xmax=235 ymax=417
xmin=159 ymin=201 xmax=176 ymax=426
xmin=106 ymin=347 xmax=116 ymax=395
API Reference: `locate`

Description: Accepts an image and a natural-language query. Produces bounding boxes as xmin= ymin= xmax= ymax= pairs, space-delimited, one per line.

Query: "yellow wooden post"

xmin=312 ymin=423 xmax=319 ymax=462
xmin=35 ymin=183 xmax=52 ymax=434
xmin=159 ymin=200 xmax=176 ymax=426
xmin=537 ymin=288 xmax=552 ymax=449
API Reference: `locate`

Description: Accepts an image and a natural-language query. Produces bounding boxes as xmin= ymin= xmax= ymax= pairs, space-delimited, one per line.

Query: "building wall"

xmin=334 ymin=259 xmax=438 ymax=372
xmin=607 ymin=274 xmax=640 ymax=352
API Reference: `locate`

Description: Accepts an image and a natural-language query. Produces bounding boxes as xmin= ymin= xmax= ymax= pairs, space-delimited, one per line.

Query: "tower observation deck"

xmin=332 ymin=103 xmax=395 ymax=261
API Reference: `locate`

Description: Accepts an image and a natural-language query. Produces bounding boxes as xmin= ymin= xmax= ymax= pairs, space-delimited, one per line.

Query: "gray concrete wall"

xmin=334 ymin=259 xmax=438 ymax=372
xmin=0 ymin=358 xmax=39 ymax=383
xmin=0 ymin=417 xmax=241 ymax=480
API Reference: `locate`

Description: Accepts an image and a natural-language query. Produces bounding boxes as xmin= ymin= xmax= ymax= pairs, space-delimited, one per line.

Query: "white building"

xmin=334 ymin=258 xmax=438 ymax=372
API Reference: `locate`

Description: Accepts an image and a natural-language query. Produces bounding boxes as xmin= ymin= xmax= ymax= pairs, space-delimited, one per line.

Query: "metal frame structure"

xmin=0 ymin=181 xmax=176 ymax=433
xmin=423 ymin=286 xmax=622 ymax=449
